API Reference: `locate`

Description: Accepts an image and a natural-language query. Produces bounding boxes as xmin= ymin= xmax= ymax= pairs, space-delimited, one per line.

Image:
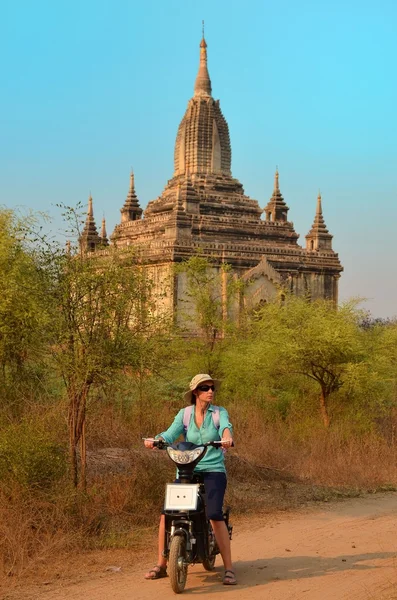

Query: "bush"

xmin=0 ymin=421 xmax=66 ymax=489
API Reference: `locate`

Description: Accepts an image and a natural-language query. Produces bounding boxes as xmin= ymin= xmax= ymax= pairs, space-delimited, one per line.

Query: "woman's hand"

xmin=143 ymin=437 xmax=164 ymax=449
xmin=221 ymin=437 xmax=233 ymax=448
xmin=221 ymin=427 xmax=233 ymax=448
xmin=144 ymin=438 xmax=156 ymax=449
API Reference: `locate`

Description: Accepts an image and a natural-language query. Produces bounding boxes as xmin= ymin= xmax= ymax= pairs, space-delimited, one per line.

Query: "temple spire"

xmin=194 ymin=26 xmax=212 ymax=97
xmin=80 ymin=194 xmax=101 ymax=253
xmin=264 ymin=169 xmax=289 ymax=222
xmin=173 ymin=27 xmax=231 ymax=177
xmin=100 ymin=216 xmax=109 ymax=246
xmin=313 ymin=192 xmax=326 ymax=228
xmin=120 ymin=169 xmax=143 ymax=223
xmin=306 ymin=192 xmax=333 ymax=251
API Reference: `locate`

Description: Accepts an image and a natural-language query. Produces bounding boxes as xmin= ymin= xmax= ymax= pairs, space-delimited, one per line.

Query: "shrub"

xmin=0 ymin=422 xmax=66 ymax=489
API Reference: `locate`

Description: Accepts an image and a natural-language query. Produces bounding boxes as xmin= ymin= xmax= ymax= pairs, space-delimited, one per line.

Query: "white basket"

xmin=164 ymin=483 xmax=200 ymax=510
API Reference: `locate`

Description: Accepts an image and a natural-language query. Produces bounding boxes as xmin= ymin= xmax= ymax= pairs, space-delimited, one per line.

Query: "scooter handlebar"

xmin=142 ymin=437 xmax=166 ymax=449
xmin=142 ymin=438 xmax=234 ymax=449
xmin=209 ymin=440 xmax=235 ymax=448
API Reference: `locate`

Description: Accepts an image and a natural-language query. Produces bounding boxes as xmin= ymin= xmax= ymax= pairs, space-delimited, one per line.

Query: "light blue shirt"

xmin=157 ymin=404 xmax=233 ymax=473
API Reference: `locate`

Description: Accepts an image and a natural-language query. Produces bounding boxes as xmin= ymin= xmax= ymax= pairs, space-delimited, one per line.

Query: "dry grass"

xmin=0 ymin=483 xmax=78 ymax=581
xmin=230 ymin=403 xmax=397 ymax=490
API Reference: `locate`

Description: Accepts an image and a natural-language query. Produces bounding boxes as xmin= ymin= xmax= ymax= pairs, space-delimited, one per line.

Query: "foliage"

xmin=222 ymin=296 xmax=379 ymax=427
xmin=175 ymin=255 xmax=243 ymax=374
xmin=176 ymin=256 xmax=243 ymax=338
xmin=49 ymin=231 xmax=173 ymax=486
xmin=0 ymin=209 xmax=52 ymax=416
xmin=0 ymin=420 xmax=66 ymax=488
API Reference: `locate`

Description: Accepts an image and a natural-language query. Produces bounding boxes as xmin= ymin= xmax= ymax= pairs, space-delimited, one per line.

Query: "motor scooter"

xmin=146 ymin=438 xmax=232 ymax=593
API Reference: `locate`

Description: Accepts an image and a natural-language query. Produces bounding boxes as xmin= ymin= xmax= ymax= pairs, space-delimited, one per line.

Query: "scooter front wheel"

xmin=169 ymin=535 xmax=188 ymax=593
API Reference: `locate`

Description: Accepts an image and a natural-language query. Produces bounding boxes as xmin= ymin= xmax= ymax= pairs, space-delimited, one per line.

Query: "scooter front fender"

xmin=170 ymin=527 xmax=194 ymax=559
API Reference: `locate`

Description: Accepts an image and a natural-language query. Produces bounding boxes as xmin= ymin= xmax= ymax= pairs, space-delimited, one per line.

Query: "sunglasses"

xmin=196 ymin=384 xmax=215 ymax=392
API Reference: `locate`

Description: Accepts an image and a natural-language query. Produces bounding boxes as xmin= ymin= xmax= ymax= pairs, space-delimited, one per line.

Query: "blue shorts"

xmin=171 ymin=472 xmax=227 ymax=521
xmin=200 ymin=472 xmax=227 ymax=521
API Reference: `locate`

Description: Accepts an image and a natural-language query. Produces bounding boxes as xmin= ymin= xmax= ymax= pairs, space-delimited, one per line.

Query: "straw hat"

xmin=183 ymin=374 xmax=221 ymax=404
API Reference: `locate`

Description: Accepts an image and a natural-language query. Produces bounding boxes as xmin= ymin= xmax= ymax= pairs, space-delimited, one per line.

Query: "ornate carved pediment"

xmin=241 ymin=257 xmax=282 ymax=309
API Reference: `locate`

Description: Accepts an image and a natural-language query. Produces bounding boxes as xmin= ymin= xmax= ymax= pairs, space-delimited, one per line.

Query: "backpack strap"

xmin=183 ymin=405 xmax=194 ymax=437
xmin=211 ymin=406 xmax=226 ymax=453
xmin=183 ymin=405 xmax=220 ymax=440
xmin=211 ymin=405 xmax=220 ymax=429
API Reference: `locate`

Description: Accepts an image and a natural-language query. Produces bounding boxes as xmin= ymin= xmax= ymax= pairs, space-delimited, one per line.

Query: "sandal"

xmin=223 ymin=569 xmax=237 ymax=585
xmin=144 ymin=565 xmax=168 ymax=580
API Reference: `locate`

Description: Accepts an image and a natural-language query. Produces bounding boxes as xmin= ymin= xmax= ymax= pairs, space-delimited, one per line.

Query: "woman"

xmin=143 ymin=373 xmax=237 ymax=586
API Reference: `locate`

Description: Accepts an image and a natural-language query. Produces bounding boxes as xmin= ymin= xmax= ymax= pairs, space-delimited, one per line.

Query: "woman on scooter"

xmin=143 ymin=373 xmax=237 ymax=586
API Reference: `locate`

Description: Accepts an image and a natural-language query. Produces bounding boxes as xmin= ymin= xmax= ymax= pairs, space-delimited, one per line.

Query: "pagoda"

xmin=81 ymin=32 xmax=343 ymax=318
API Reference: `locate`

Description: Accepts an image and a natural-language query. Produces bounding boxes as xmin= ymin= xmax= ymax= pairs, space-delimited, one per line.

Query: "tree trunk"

xmin=319 ymin=388 xmax=330 ymax=428
xmin=69 ymin=406 xmax=78 ymax=487
xmin=68 ymin=381 xmax=91 ymax=488
xmin=80 ymin=420 xmax=86 ymax=492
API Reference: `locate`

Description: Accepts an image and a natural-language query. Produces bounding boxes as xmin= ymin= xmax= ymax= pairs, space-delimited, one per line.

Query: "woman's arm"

xmin=156 ymin=409 xmax=185 ymax=444
xmin=219 ymin=408 xmax=233 ymax=446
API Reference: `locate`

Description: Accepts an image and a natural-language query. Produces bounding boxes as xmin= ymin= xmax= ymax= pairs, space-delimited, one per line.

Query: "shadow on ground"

xmin=180 ymin=551 xmax=397 ymax=594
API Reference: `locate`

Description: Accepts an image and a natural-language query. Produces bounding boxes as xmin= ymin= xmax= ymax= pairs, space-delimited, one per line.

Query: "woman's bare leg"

xmin=210 ymin=519 xmax=233 ymax=571
xmin=157 ymin=514 xmax=167 ymax=567
xmin=144 ymin=515 xmax=167 ymax=578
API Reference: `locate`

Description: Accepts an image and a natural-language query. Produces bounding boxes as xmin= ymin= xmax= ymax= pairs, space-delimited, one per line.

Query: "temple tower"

xmin=100 ymin=216 xmax=109 ymax=247
xmin=174 ymin=32 xmax=231 ymax=177
xmin=305 ymin=192 xmax=333 ymax=251
xmin=264 ymin=169 xmax=290 ymax=222
xmin=120 ymin=171 xmax=143 ymax=223
xmin=79 ymin=195 xmax=101 ymax=252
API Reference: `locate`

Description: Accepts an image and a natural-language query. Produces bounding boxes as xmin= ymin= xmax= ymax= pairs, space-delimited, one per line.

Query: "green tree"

xmin=367 ymin=320 xmax=397 ymax=438
xmin=50 ymin=238 xmax=172 ymax=487
xmin=175 ymin=256 xmax=243 ymax=374
xmin=247 ymin=296 xmax=367 ymax=427
xmin=0 ymin=209 xmax=51 ymax=417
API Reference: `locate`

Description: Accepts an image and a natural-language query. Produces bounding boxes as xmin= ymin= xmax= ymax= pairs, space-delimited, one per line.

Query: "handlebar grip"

xmin=211 ymin=440 xmax=234 ymax=448
xmin=142 ymin=437 xmax=165 ymax=449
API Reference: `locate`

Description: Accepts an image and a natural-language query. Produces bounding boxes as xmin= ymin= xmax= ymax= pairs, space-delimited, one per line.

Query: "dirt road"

xmin=7 ymin=493 xmax=397 ymax=600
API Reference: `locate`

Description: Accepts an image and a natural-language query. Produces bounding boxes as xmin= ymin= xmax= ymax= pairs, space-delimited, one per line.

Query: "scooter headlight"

xmin=166 ymin=446 xmax=205 ymax=464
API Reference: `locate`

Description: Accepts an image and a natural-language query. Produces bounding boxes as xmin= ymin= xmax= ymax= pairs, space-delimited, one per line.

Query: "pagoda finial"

xmin=194 ymin=24 xmax=211 ymax=97
xmin=88 ymin=194 xmax=93 ymax=217
xmin=316 ymin=191 xmax=322 ymax=215
xmin=274 ymin=167 xmax=279 ymax=192
xmin=101 ymin=216 xmax=107 ymax=239
xmin=130 ymin=168 xmax=135 ymax=191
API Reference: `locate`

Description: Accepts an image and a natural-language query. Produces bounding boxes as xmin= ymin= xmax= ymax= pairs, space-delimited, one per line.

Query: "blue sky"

xmin=1 ymin=0 xmax=396 ymax=317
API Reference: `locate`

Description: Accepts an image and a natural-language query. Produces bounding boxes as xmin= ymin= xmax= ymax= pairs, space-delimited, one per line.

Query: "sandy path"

xmin=7 ymin=493 xmax=397 ymax=600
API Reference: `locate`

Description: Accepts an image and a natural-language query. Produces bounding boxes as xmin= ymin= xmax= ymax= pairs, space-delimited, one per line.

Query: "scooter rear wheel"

xmin=169 ymin=536 xmax=188 ymax=593
xmin=203 ymin=553 xmax=216 ymax=571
